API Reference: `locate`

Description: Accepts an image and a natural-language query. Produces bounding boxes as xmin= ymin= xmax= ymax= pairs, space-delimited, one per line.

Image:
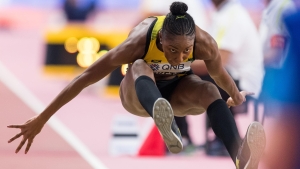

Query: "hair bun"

xmin=170 ymin=1 xmax=188 ymax=15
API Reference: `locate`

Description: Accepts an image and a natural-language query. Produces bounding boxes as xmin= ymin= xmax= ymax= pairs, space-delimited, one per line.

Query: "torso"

xmin=128 ymin=16 xmax=217 ymax=80
xmin=143 ymin=16 xmax=195 ymax=79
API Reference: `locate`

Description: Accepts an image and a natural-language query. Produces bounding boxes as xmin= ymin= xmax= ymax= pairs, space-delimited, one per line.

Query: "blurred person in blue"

xmin=192 ymin=0 xmax=265 ymax=157
xmin=8 ymin=2 xmax=266 ymax=168
xmin=139 ymin=0 xmax=209 ymax=151
xmin=63 ymin=0 xmax=97 ymax=22
xmin=261 ymin=5 xmax=300 ymax=169
xmin=258 ymin=0 xmax=296 ymax=118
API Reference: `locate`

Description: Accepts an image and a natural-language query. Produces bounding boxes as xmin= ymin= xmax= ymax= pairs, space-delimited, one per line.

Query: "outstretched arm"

xmin=7 ymin=31 xmax=145 ymax=153
xmin=6 ymin=17 xmax=160 ymax=153
xmin=6 ymin=50 xmax=121 ymax=154
xmin=34 ymin=19 xmax=148 ymax=121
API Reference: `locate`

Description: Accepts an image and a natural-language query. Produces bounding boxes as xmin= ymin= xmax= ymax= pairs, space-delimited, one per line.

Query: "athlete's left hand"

xmin=226 ymin=91 xmax=254 ymax=108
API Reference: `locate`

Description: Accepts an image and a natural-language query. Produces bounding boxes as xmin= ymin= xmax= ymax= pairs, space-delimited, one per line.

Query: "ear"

xmin=159 ymin=29 xmax=162 ymax=40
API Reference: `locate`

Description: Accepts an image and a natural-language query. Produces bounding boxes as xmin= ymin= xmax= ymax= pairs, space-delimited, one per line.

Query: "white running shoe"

xmin=236 ymin=121 xmax=266 ymax=169
xmin=153 ymin=98 xmax=183 ymax=154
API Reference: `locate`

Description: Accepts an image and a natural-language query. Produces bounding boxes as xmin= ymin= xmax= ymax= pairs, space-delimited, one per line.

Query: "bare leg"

xmin=169 ymin=75 xmax=241 ymax=162
xmin=119 ymin=59 xmax=183 ymax=153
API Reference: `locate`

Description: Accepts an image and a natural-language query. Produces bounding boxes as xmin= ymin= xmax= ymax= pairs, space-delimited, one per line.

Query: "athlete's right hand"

xmin=7 ymin=115 xmax=46 ymax=154
xmin=226 ymin=91 xmax=254 ymax=108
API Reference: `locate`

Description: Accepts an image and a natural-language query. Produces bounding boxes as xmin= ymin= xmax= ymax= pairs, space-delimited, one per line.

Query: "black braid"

xmin=162 ymin=1 xmax=195 ymax=36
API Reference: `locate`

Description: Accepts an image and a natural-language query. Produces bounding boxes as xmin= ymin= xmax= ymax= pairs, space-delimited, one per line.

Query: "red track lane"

xmin=0 ymin=81 xmax=93 ymax=169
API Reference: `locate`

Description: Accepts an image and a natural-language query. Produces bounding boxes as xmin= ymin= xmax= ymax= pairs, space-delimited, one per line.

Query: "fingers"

xmin=25 ymin=138 xmax=34 ymax=154
xmin=7 ymin=125 xmax=23 ymax=128
xmin=8 ymin=131 xmax=25 ymax=143
xmin=15 ymin=137 xmax=27 ymax=153
xmin=246 ymin=92 xmax=255 ymax=96
xmin=8 ymin=131 xmax=34 ymax=154
xmin=240 ymin=91 xmax=255 ymax=96
xmin=226 ymin=99 xmax=234 ymax=108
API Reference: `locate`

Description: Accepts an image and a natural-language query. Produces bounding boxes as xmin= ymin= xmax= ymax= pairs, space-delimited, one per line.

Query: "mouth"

xmin=167 ymin=58 xmax=181 ymax=66
xmin=169 ymin=62 xmax=180 ymax=66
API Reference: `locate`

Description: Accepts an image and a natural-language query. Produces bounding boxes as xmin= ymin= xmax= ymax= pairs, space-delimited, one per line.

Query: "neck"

xmin=156 ymin=30 xmax=164 ymax=52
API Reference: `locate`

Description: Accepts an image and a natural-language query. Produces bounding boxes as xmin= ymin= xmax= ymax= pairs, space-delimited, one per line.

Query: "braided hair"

xmin=162 ymin=2 xmax=196 ymax=37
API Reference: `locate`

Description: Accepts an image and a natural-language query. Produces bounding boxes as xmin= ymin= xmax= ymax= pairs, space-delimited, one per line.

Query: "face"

xmin=160 ymin=33 xmax=194 ymax=66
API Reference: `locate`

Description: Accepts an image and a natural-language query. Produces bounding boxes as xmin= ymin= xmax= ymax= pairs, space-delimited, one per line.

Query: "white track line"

xmin=0 ymin=61 xmax=108 ymax=169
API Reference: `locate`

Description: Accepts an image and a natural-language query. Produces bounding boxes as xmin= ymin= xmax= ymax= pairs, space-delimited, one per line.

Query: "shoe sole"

xmin=244 ymin=122 xmax=266 ymax=169
xmin=153 ymin=98 xmax=183 ymax=154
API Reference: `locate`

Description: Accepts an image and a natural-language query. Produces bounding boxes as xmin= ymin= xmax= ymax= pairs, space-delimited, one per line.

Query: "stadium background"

xmin=0 ymin=1 xmax=270 ymax=169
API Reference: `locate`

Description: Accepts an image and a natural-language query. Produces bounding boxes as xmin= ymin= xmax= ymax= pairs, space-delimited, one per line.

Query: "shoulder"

xmin=126 ymin=17 xmax=157 ymax=45
xmin=193 ymin=26 xmax=219 ymax=60
xmin=121 ymin=17 xmax=157 ymax=56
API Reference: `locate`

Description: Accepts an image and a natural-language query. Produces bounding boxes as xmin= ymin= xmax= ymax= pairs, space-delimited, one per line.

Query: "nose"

xmin=176 ymin=53 xmax=185 ymax=63
xmin=168 ymin=53 xmax=186 ymax=66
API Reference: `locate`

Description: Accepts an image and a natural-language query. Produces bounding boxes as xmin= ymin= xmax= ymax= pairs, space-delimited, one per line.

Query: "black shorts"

xmin=156 ymin=70 xmax=193 ymax=101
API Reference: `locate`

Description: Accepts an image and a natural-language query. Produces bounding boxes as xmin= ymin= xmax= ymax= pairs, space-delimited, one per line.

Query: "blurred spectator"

xmin=258 ymin=3 xmax=296 ymax=167
xmin=258 ymin=0 xmax=295 ymax=117
xmin=191 ymin=0 xmax=264 ymax=156
xmin=63 ymin=0 xmax=97 ymax=22
xmin=262 ymin=6 xmax=300 ymax=169
xmin=138 ymin=0 xmax=209 ymax=152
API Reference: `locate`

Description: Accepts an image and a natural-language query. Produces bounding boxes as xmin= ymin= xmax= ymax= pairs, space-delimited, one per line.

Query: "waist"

xmin=148 ymin=62 xmax=192 ymax=73
xmin=154 ymin=74 xmax=177 ymax=80
xmin=154 ymin=69 xmax=193 ymax=80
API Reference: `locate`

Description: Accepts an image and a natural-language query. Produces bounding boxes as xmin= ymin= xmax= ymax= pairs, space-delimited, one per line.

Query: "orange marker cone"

xmin=138 ymin=125 xmax=165 ymax=156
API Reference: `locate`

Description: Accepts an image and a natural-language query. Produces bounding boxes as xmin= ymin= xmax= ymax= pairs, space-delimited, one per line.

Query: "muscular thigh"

xmin=169 ymin=74 xmax=222 ymax=116
xmin=119 ymin=60 xmax=154 ymax=117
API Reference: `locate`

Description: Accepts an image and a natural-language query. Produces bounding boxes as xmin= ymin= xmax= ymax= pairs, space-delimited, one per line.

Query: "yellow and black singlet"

xmin=142 ymin=16 xmax=195 ymax=76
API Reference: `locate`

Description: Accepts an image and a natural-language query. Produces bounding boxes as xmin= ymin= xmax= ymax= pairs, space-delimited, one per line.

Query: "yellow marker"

xmin=76 ymin=37 xmax=100 ymax=68
xmin=64 ymin=37 xmax=78 ymax=53
xmin=121 ymin=64 xmax=128 ymax=76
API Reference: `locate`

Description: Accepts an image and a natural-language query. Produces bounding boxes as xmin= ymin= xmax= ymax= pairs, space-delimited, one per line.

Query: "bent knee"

xmin=199 ymin=81 xmax=221 ymax=100
xmin=131 ymin=59 xmax=154 ymax=80
xmin=132 ymin=59 xmax=147 ymax=69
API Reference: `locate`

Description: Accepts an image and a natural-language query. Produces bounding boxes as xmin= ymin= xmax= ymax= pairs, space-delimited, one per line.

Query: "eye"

xmin=184 ymin=48 xmax=190 ymax=53
xmin=170 ymin=49 xmax=176 ymax=53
